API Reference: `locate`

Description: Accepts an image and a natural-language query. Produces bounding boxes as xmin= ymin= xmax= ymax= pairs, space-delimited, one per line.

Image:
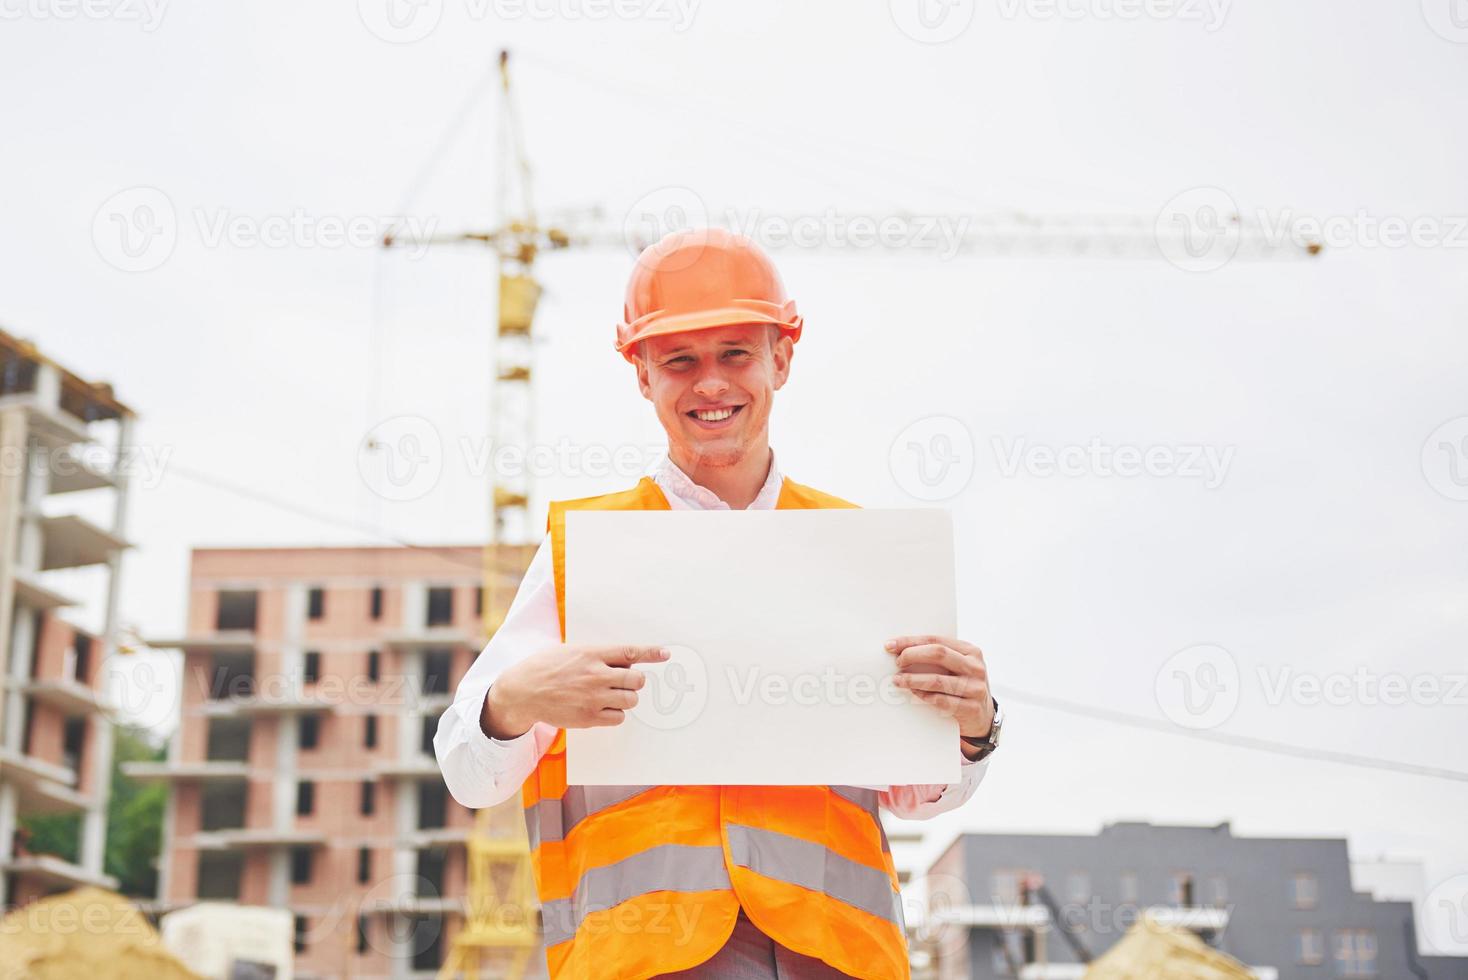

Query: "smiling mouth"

xmin=686 ymin=405 xmax=745 ymax=427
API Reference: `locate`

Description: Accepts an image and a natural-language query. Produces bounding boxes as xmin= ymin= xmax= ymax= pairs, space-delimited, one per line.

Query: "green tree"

xmin=20 ymin=726 xmax=166 ymax=896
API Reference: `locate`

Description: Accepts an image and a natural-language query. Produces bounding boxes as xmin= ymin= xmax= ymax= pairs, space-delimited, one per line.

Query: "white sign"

xmin=565 ymin=508 xmax=960 ymax=786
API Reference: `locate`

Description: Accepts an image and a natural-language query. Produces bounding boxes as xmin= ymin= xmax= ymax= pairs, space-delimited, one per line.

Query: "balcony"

xmin=3 ymin=854 xmax=117 ymax=891
xmin=48 ymin=446 xmax=118 ymax=495
xmin=121 ymin=760 xmax=250 ymax=783
xmin=373 ymin=757 xmax=441 ymax=779
xmin=37 ymin=513 xmax=130 ymax=570
xmin=362 ymin=896 xmax=467 ymax=916
xmin=384 ymin=628 xmax=475 ymax=650
xmin=192 ymin=828 xmax=329 ymax=851
xmin=1142 ymin=905 xmax=1231 ymax=931
xmin=146 ymin=632 xmax=256 ymax=653
xmin=22 ymin=677 xmax=113 ymax=718
xmin=198 ymin=691 xmax=338 ymax=718
xmin=401 ymin=827 xmax=472 ymax=848
xmin=931 ymin=903 xmax=1230 ymax=933
xmin=10 ymin=571 xmax=77 ymax=611
xmin=10 ymin=773 xmax=90 ymax=816
xmin=0 ymin=747 xmax=78 ymax=791
xmin=0 ymin=396 xmax=93 ymax=451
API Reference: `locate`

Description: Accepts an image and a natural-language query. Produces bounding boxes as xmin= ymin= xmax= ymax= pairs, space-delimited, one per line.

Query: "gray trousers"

xmin=651 ymin=908 xmax=854 ymax=979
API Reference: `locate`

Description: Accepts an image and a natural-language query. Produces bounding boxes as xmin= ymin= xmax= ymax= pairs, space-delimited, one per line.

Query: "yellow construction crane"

xmin=382 ymin=51 xmax=570 ymax=980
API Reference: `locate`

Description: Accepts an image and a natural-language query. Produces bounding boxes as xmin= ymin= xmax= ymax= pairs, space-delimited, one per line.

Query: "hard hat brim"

xmin=616 ymin=307 xmax=801 ymax=360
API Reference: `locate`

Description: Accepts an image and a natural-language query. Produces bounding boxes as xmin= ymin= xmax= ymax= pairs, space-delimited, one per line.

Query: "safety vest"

xmin=522 ymin=475 xmax=910 ymax=980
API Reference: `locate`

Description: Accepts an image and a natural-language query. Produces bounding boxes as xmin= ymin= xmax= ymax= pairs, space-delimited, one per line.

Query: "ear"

xmin=634 ymin=350 xmax=653 ymax=400
xmin=770 ymin=333 xmax=794 ymax=391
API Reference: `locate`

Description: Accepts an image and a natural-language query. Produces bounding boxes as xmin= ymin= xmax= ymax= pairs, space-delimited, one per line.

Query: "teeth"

xmin=695 ymin=408 xmax=734 ymax=422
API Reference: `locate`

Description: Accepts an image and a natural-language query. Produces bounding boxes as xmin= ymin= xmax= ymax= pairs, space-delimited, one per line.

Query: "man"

xmin=435 ymin=228 xmax=1002 ymax=980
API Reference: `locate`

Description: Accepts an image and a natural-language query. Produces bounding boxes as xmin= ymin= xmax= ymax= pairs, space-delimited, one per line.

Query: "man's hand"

xmin=481 ymin=645 xmax=669 ymax=740
xmin=885 ymin=635 xmax=995 ymax=751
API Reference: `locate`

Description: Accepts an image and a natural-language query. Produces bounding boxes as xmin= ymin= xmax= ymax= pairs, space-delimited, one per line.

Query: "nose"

xmin=692 ymin=365 xmax=730 ymax=400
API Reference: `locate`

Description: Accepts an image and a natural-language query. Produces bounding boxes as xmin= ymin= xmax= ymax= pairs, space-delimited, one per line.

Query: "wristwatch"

xmin=960 ymin=697 xmax=1003 ymax=761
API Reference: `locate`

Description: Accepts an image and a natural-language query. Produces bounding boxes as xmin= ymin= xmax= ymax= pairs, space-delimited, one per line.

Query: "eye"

xmin=723 ymin=349 xmax=751 ymax=360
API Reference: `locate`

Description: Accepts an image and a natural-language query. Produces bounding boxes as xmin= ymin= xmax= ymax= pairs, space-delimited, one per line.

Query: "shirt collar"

xmin=651 ymin=449 xmax=784 ymax=511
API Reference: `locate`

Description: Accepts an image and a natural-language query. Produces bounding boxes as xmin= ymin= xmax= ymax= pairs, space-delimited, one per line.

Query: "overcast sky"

xmin=3 ymin=0 xmax=1466 ymax=954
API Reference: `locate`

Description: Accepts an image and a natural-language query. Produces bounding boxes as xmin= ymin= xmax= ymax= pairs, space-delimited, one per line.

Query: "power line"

xmin=1000 ymin=686 xmax=1468 ymax=784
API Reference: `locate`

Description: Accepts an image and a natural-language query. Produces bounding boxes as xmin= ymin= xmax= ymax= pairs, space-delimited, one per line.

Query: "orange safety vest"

xmin=521 ymin=475 xmax=910 ymax=980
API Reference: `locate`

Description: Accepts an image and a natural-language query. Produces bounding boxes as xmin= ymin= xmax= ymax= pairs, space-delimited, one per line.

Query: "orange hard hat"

xmin=616 ymin=228 xmax=802 ymax=362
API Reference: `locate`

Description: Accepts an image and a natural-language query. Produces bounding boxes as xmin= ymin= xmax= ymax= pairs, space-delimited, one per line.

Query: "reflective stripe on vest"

xmin=541 ymin=843 xmax=731 ymax=946
xmin=726 ymin=823 xmax=906 ymax=930
xmin=526 ymin=784 xmax=655 ymax=850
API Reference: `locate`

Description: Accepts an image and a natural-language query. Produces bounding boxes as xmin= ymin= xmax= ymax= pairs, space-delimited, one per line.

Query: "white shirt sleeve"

xmin=879 ymin=752 xmax=989 ymax=820
xmin=434 ymin=534 xmax=562 ymax=809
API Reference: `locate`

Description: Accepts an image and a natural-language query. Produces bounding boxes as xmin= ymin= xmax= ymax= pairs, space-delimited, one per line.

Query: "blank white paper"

xmin=564 ymin=508 xmax=959 ymax=786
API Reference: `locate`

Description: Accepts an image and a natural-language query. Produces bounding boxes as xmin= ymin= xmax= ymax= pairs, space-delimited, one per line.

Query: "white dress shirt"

xmin=433 ymin=448 xmax=988 ymax=818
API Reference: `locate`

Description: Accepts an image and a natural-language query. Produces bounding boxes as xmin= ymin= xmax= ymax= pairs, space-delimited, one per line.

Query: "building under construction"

xmin=130 ymin=543 xmax=539 ymax=978
xmin=0 ymin=328 xmax=132 ymax=907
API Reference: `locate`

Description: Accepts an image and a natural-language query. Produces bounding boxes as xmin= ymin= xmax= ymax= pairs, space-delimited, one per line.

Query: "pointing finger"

xmin=600 ymin=646 xmax=670 ymax=667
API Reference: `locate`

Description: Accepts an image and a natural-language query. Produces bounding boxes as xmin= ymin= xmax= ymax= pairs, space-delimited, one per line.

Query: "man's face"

xmin=634 ymin=323 xmax=793 ymax=469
